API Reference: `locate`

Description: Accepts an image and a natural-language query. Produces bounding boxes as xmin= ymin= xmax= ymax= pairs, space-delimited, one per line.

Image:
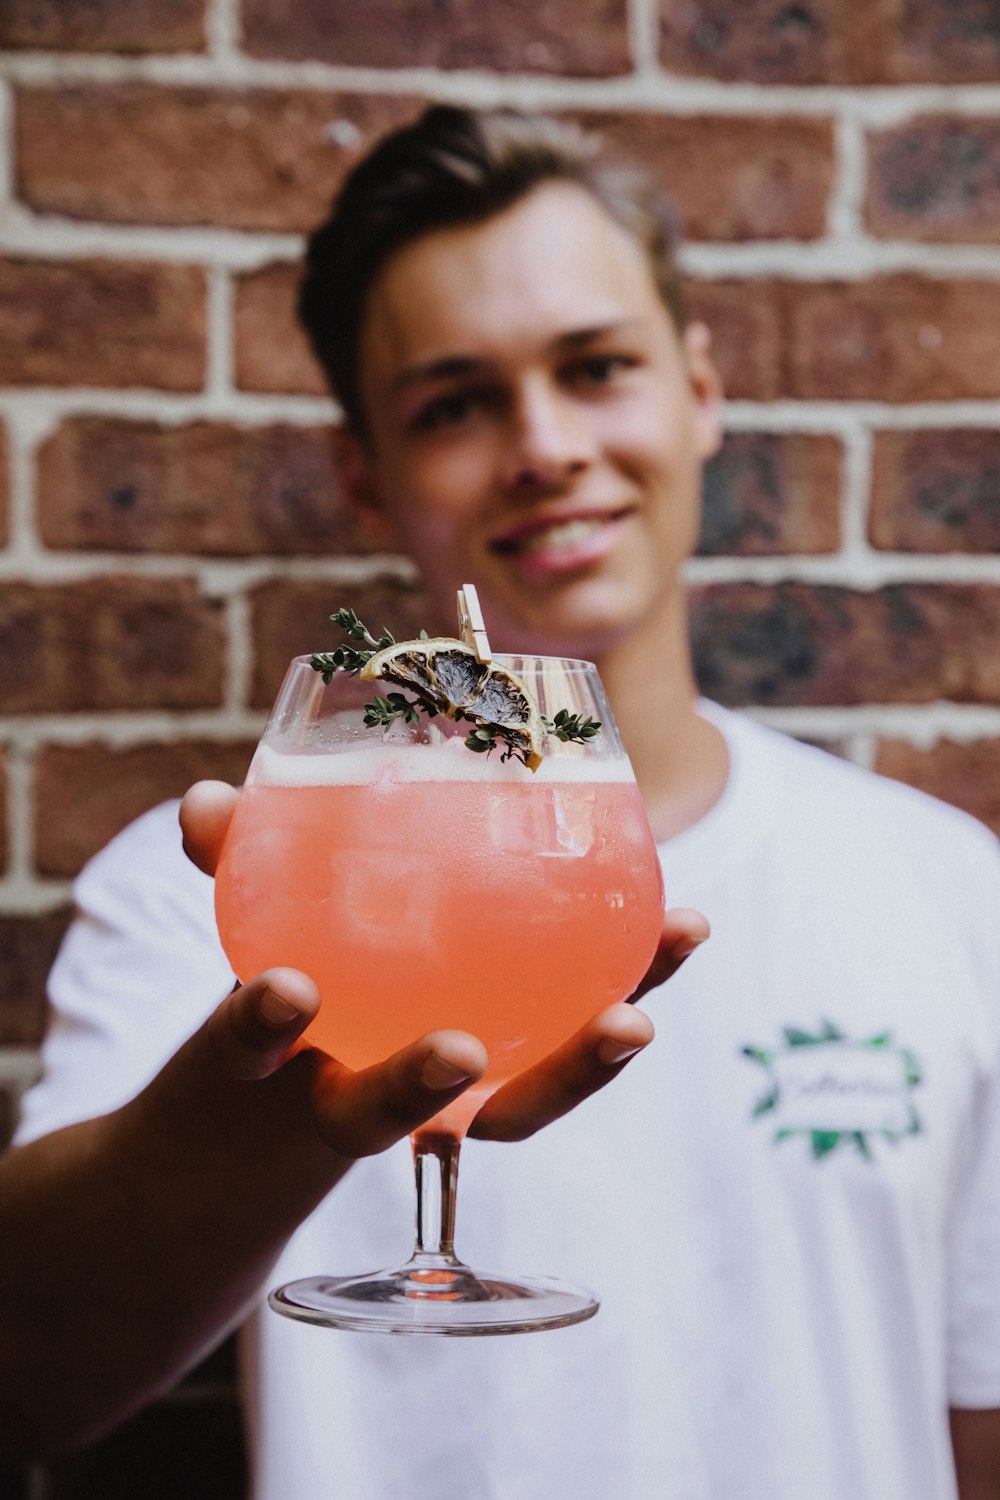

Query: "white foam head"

xmin=250 ymin=739 xmax=634 ymax=787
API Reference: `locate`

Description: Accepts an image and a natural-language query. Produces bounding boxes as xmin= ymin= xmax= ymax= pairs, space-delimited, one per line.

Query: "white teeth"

xmin=519 ymin=518 xmax=605 ymax=554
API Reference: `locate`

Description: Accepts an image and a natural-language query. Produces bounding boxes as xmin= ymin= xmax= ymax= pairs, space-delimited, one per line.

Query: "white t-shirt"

xmin=16 ymin=705 xmax=1000 ymax=1500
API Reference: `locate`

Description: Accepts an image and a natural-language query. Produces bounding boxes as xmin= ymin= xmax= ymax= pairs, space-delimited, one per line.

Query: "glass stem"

xmin=411 ymin=1131 xmax=462 ymax=1265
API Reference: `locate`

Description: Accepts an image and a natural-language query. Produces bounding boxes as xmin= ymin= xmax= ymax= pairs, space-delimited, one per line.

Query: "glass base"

xmin=269 ymin=1259 xmax=599 ymax=1336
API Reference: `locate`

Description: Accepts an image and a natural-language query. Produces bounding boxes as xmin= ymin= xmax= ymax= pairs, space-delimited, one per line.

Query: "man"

xmin=7 ymin=105 xmax=1000 ymax=1498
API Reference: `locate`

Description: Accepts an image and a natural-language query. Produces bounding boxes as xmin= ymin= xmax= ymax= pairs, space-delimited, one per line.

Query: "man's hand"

xmin=180 ymin=780 xmax=708 ymax=1156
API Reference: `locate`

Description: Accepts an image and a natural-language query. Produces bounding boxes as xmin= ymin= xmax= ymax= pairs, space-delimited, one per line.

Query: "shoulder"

xmin=721 ymin=706 xmax=1000 ymax=891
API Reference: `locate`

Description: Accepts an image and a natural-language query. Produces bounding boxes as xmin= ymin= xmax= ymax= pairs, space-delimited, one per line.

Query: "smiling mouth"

xmin=491 ymin=510 xmax=631 ymax=557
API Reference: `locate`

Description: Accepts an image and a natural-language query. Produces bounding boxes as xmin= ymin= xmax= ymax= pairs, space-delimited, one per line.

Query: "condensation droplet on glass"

xmin=326 ymin=119 xmax=362 ymax=149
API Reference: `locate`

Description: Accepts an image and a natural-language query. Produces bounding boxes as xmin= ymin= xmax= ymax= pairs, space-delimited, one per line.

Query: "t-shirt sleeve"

xmin=14 ymin=800 xmax=236 ymax=1146
xmin=946 ymin=829 xmax=1000 ymax=1409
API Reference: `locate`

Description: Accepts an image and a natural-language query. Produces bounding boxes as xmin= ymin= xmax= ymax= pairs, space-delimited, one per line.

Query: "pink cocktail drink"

xmin=215 ymin=740 xmax=663 ymax=1108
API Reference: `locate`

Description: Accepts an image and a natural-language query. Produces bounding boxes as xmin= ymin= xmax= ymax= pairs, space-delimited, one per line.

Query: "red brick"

xmin=37 ymin=419 xmax=371 ymax=558
xmin=699 ymin=432 xmax=841 ymax=555
xmin=890 ymin=0 xmax=1000 ymax=83
xmin=0 ymin=258 xmax=205 ymax=391
xmin=690 ymin=583 xmax=1000 ymax=707
xmin=789 ymin=277 xmax=1000 ymax=402
xmin=0 ymin=421 xmax=9 ymax=549
xmin=870 ymin=430 xmax=1000 ymax=554
xmin=234 ymin=263 xmax=326 ymax=397
xmin=15 ymin=88 xmax=416 ymax=234
xmin=867 ymin=118 xmax=1000 ymax=243
xmin=0 ymin=0 xmax=205 ymax=53
xmin=659 ymin=0 xmax=1000 ymax=84
xmin=659 ymin=0 xmax=889 ymax=84
xmin=34 ymin=739 xmax=258 ymax=877
xmin=250 ymin=577 xmax=431 ymax=710
xmin=0 ymin=580 xmax=225 ymax=713
xmin=574 ymin=112 xmax=834 ymax=242
xmin=686 ymin=281 xmax=786 ymax=401
xmin=243 ymin=0 xmax=629 ymax=75
xmin=689 ymin=277 xmax=1000 ymax=403
xmin=875 ymin=738 xmax=1000 ymax=837
xmin=0 ymin=909 xmax=71 ymax=1048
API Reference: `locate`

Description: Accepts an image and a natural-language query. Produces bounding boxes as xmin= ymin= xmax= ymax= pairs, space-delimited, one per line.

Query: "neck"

xmin=592 ymin=588 xmax=729 ymax=843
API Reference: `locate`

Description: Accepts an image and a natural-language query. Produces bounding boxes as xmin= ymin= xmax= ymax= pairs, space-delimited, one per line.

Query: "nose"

xmin=501 ymin=378 xmax=596 ymax=493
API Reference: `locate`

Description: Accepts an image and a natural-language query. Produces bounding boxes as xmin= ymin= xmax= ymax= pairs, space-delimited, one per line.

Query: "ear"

xmin=682 ymin=322 xmax=725 ymax=463
xmin=330 ymin=424 xmax=394 ymax=546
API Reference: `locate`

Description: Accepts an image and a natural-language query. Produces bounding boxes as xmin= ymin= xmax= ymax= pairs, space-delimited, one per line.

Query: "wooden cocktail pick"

xmin=457 ymin=583 xmax=492 ymax=663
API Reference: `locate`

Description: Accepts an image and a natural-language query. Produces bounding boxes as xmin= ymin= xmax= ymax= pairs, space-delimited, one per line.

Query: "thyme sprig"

xmin=309 ymin=608 xmax=602 ymax=761
xmin=309 ymin=608 xmax=395 ymax=683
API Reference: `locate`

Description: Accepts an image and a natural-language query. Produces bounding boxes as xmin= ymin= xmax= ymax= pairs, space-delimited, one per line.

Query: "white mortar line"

xmin=4 ymin=741 xmax=35 ymax=888
xmin=0 ymin=712 xmax=269 ymax=748
xmin=206 ymin=265 xmax=235 ymax=399
xmin=721 ymin=401 xmax=1000 ymax=431
xmin=827 ymin=113 xmax=866 ymax=241
xmin=0 ymin=876 xmax=73 ymax=912
xmin=685 ymin=552 xmax=1000 ymax=586
xmin=0 ymin=78 xmax=13 ymax=208
xmin=0 ymin=208 xmax=302 ymax=267
xmin=4 ymin=52 xmax=1000 ymax=117
xmin=627 ymin=0 xmax=661 ymax=77
xmin=3 ymin=408 xmax=54 ymax=560
xmin=683 ymin=240 xmax=1000 ymax=277
xmin=843 ymin=732 xmax=877 ymax=769
xmin=836 ymin=423 xmax=874 ymax=558
xmin=745 ymin=703 xmax=1000 ymax=743
xmin=207 ymin=0 xmax=241 ymax=62
xmin=0 ymin=548 xmax=411 ymax=583
xmin=0 ymin=389 xmax=338 ymax=425
xmin=0 ymin=1048 xmax=43 ymax=1087
xmin=223 ymin=590 xmax=252 ymax=711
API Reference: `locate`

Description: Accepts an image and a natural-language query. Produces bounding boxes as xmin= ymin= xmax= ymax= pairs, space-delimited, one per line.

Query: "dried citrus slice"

xmin=359 ymin=638 xmax=544 ymax=771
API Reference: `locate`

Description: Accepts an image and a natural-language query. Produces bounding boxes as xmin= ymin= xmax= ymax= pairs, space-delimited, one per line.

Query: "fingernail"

xmin=597 ymin=1038 xmax=645 ymax=1067
xmin=421 ymin=1052 xmax=472 ymax=1091
xmin=259 ymin=988 xmax=301 ymax=1028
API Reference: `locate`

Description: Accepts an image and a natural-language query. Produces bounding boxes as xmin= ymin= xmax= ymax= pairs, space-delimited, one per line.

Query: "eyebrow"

xmin=391 ymin=321 xmax=643 ymax=393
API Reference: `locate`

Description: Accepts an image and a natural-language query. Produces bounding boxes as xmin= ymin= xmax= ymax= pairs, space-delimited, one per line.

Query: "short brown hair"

xmin=298 ymin=105 xmax=687 ymax=433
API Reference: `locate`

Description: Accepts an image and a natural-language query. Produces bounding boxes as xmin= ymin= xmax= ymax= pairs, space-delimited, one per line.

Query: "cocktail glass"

xmin=215 ymin=654 xmax=663 ymax=1335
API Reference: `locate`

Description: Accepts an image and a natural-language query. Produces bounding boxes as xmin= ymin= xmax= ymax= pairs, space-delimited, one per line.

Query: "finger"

xmin=469 ymin=1002 xmax=654 ymax=1143
xmin=630 ymin=906 xmax=710 ymax=1003
xmin=179 ymin=780 xmax=240 ymax=877
xmin=310 ymin=1029 xmax=488 ymax=1158
xmin=204 ymin=967 xmax=320 ymax=1082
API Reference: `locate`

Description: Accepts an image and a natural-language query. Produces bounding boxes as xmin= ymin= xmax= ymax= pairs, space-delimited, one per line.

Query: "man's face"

xmin=346 ymin=180 xmax=723 ymax=657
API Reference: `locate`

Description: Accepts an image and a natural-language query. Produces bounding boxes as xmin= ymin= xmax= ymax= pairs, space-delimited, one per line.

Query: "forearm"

xmin=0 ymin=1029 xmax=346 ymax=1456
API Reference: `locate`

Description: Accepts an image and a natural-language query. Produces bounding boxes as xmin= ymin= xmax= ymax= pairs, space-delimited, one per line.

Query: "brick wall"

xmin=1 ymin=0 xmax=999 ymax=1490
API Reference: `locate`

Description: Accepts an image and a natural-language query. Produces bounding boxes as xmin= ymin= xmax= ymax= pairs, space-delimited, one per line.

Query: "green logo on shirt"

xmin=742 ymin=1020 xmax=923 ymax=1161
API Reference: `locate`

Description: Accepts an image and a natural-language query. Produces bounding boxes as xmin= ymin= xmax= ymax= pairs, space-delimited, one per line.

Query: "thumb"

xmin=204 ymin=968 xmax=320 ymax=1082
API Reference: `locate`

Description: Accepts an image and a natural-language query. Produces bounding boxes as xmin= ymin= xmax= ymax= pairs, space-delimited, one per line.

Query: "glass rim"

xmin=285 ymin=652 xmax=602 ymax=673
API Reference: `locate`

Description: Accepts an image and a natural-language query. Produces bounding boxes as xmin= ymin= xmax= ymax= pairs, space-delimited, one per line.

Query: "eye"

xmin=568 ymin=354 xmax=637 ymax=388
xmin=411 ymin=388 xmax=492 ymax=432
